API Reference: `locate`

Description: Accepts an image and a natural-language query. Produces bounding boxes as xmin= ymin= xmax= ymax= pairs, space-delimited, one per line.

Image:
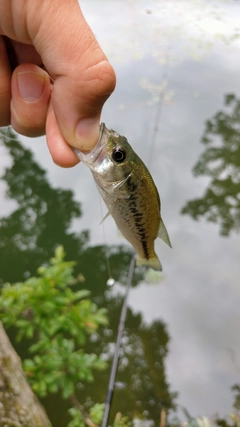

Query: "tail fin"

xmin=136 ymin=254 xmax=162 ymax=271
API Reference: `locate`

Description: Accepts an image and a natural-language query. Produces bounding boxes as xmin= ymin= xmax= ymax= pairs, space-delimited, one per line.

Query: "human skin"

xmin=0 ymin=0 xmax=116 ymax=167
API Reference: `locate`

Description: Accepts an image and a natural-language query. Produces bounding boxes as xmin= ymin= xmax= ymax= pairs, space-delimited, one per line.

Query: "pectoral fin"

xmin=158 ymin=218 xmax=172 ymax=248
xmin=99 ymin=210 xmax=112 ymax=225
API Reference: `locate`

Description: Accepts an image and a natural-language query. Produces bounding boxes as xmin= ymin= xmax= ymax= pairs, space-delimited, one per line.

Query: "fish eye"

xmin=112 ymin=148 xmax=126 ymax=163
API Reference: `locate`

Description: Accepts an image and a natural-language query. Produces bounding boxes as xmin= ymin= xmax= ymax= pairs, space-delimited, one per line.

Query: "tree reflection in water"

xmin=0 ymin=128 xmax=176 ymax=426
xmin=182 ymin=94 xmax=240 ymax=236
xmin=0 ymin=127 xmax=85 ymax=284
xmin=181 ymin=94 xmax=240 ymax=421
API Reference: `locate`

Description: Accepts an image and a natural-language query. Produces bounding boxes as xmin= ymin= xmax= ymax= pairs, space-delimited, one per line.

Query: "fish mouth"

xmin=73 ymin=123 xmax=110 ymax=167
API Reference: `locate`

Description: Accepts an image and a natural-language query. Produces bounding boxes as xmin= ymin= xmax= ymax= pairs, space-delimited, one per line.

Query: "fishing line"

xmin=147 ymin=57 xmax=171 ymax=170
xmin=147 ymin=74 xmax=168 ymax=168
xmin=101 ymin=253 xmax=136 ymax=427
xmin=98 ymin=194 xmax=115 ymax=286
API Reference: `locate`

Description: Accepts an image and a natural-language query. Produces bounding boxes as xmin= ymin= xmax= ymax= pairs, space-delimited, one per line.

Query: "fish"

xmin=73 ymin=123 xmax=171 ymax=271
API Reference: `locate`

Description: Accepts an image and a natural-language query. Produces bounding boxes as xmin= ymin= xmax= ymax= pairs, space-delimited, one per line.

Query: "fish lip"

xmin=73 ymin=123 xmax=109 ymax=167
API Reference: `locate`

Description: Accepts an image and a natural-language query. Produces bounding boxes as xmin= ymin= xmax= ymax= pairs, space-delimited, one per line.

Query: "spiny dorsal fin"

xmin=158 ymin=218 xmax=172 ymax=248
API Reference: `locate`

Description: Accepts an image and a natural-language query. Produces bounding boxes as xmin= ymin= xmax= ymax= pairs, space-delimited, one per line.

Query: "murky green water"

xmin=1 ymin=1 xmax=240 ymax=425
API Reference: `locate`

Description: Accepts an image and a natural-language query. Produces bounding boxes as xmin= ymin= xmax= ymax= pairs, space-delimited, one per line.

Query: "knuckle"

xmin=91 ymin=60 xmax=116 ymax=98
xmin=78 ymin=60 xmax=116 ymax=115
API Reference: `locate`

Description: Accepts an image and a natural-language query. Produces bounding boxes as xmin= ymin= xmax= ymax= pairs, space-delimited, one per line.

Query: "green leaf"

xmin=68 ymin=407 xmax=85 ymax=427
xmin=62 ymin=380 xmax=75 ymax=399
xmin=89 ymin=403 xmax=105 ymax=425
xmin=25 ymin=325 xmax=34 ymax=338
xmin=72 ymin=290 xmax=91 ymax=301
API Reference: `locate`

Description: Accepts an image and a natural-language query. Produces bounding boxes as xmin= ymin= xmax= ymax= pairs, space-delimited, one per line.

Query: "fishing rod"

xmin=101 ymin=253 xmax=136 ymax=427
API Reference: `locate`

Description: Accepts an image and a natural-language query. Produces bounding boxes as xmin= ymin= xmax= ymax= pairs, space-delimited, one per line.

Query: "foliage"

xmin=0 ymin=246 xmax=108 ymax=403
xmin=181 ymin=94 xmax=240 ymax=236
xmin=68 ymin=407 xmax=85 ymax=427
xmin=113 ymin=412 xmax=131 ymax=427
xmin=68 ymin=403 xmax=105 ymax=427
xmin=185 ymin=415 xmax=240 ymax=427
xmin=215 ymin=414 xmax=240 ymax=427
xmin=232 ymin=384 xmax=240 ymax=411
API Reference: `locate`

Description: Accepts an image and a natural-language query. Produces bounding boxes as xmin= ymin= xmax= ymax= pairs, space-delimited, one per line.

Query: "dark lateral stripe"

xmin=141 ymin=239 xmax=149 ymax=260
xmin=128 ymin=192 xmax=150 ymax=260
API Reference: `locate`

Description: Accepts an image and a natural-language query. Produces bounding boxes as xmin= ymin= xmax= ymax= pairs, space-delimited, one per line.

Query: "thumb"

xmin=28 ymin=0 xmax=116 ymax=151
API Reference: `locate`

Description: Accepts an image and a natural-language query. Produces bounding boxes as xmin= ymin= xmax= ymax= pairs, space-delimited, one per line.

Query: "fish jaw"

xmin=73 ymin=123 xmax=110 ymax=169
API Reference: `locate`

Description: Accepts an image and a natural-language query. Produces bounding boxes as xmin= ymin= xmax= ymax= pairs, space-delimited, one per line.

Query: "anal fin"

xmin=158 ymin=218 xmax=172 ymax=248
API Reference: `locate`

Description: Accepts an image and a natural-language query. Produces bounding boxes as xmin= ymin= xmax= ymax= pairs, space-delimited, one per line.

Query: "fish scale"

xmin=73 ymin=123 xmax=171 ymax=271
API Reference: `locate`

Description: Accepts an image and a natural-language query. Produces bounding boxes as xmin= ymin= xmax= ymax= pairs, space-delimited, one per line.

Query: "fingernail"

xmin=75 ymin=117 xmax=100 ymax=152
xmin=17 ymin=71 xmax=45 ymax=102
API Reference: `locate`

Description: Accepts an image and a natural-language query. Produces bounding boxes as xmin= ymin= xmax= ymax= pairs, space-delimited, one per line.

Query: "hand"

xmin=0 ymin=0 xmax=116 ymax=166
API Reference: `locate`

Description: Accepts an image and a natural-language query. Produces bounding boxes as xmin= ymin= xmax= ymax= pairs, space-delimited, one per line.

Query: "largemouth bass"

xmin=74 ymin=123 xmax=171 ymax=270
